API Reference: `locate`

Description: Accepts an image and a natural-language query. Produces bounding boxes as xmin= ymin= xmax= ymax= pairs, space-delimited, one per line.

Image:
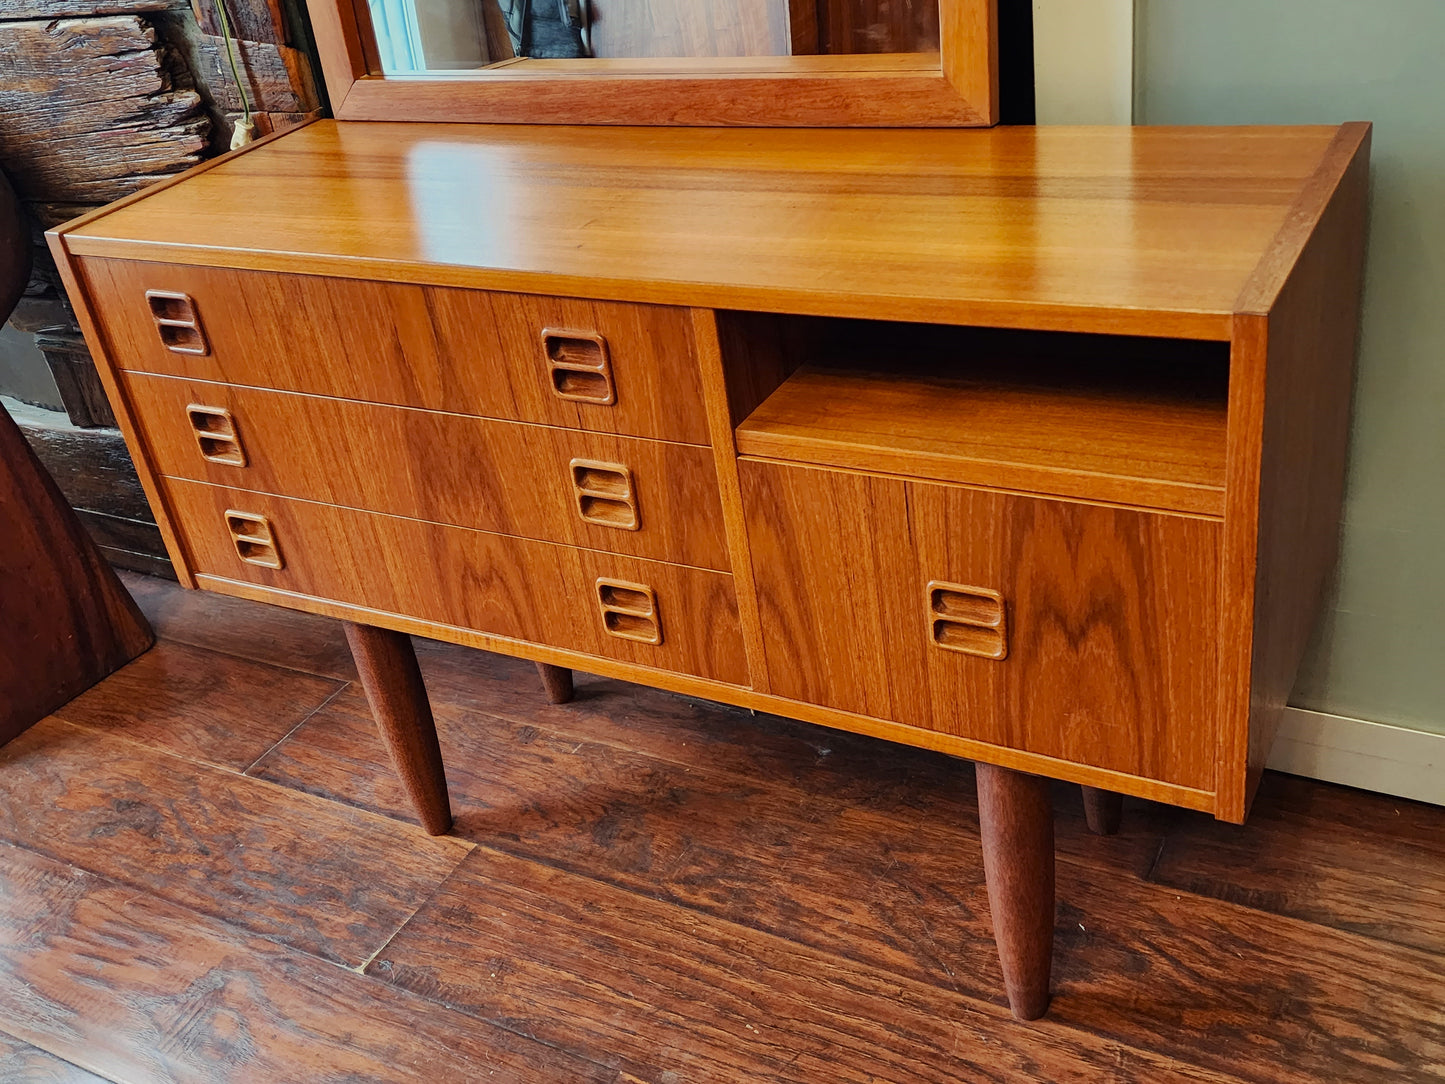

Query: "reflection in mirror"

xmin=367 ymin=0 xmax=940 ymax=70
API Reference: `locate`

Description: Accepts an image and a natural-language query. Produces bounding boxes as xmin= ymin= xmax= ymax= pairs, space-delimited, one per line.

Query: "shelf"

xmin=733 ymin=324 xmax=1229 ymax=517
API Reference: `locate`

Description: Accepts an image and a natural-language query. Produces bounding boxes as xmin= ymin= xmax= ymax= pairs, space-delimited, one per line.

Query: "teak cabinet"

xmin=49 ymin=119 xmax=1370 ymax=1020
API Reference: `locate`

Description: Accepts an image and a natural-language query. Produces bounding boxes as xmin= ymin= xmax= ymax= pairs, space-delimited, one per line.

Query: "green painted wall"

xmin=1136 ymin=1 xmax=1445 ymax=734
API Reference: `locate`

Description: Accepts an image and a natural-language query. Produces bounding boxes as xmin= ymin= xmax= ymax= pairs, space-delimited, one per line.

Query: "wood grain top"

xmin=55 ymin=120 xmax=1358 ymax=339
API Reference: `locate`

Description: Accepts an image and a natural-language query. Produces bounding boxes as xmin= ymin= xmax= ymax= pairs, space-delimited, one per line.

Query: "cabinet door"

xmin=740 ymin=460 xmax=1220 ymax=790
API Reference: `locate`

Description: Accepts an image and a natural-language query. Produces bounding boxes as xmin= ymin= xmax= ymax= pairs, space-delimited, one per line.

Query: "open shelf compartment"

xmin=732 ymin=319 xmax=1229 ymax=517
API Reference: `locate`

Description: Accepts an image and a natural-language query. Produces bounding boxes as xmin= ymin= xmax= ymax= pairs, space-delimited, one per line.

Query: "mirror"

xmin=366 ymin=0 xmax=941 ymax=70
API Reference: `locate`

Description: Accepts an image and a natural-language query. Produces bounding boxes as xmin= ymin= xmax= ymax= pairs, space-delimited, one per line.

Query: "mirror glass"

xmin=367 ymin=0 xmax=940 ymax=71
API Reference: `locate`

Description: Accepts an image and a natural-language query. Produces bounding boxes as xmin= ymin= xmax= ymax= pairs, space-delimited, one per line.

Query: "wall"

xmin=1137 ymin=0 xmax=1445 ymax=736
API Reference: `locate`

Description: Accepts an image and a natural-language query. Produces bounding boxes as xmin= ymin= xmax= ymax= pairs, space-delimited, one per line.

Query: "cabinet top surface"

xmin=58 ymin=120 xmax=1363 ymax=339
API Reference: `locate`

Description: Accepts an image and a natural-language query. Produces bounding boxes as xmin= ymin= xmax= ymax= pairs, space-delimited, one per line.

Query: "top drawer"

xmin=75 ymin=257 xmax=710 ymax=445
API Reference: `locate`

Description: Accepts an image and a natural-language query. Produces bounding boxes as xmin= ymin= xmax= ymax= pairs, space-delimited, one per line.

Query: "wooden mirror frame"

xmin=308 ymin=0 xmax=997 ymax=125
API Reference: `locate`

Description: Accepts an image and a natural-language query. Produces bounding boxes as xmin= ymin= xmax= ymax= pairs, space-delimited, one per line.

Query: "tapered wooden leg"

xmin=536 ymin=662 xmax=574 ymax=704
xmin=976 ymin=762 xmax=1055 ymax=1021
xmin=1081 ymin=786 xmax=1123 ymax=836
xmin=343 ymin=622 xmax=453 ymax=835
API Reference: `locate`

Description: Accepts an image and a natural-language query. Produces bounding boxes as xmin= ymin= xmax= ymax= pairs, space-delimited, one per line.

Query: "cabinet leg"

xmin=536 ymin=662 xmax=575 ymax=704
xmin=1081 ymin=786 xmax=1123 ymax=836
xmin=343 ymin=622 xmax=453 ymax=835
xmin=976 ymin=762 xmax=1055 ymax=1021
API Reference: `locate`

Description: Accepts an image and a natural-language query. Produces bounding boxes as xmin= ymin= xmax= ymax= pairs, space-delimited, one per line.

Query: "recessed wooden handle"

xmin=224 ymin=510 xmax=283 ymax=569
xmin=186 ymin=404 xmax=247 ymax=467
xmin=927 ymin=581 xmax=1007 ymax=660
xmin=596 ymin=578 xmax=662 ymax=645
xmin=541 ymin=328 xmax=615 ymax=405
xmin=145 ymin=290 xmax=210 ymax=355
xmin=570 ymin=458 xmax=639 ymax=531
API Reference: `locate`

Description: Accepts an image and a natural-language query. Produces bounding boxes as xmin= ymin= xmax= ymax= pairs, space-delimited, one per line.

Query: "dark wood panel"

xmin=79 ymin=257 xmax=711 ymax=445
xmin=50 ymin=638 xmax=342 ymax=769
xmin=165 ymin=479 xmax=751 ymax=686
xmin=119 ymin=568 xmax=358 ymax=680
xmin=741 ymin=460 xmax=1220 ymax=790
xmin=124 ymin=373 xmax=731 ymax=571
xmin=0 ymin=406 xmax=153 ymax=744
xmin=251 ymin=658 xmax=1445 ymax=1084
xmin=372 ymin=847 xmax=1232 ymax=1084
xmin=0 ymin=842 xmax=618 ymax=1083
xmin=0 ymin=1031 xmax=109 ymax=1084
xmin=1151 ymin=772 xmax=1445 ymax=956
xmin=0 ymin=718 xmax=470 ymax=966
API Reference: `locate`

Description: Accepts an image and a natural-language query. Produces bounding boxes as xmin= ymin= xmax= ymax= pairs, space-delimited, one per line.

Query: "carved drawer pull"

xmin=541 ymin=328 xmax=615 ymax=405
xmin=145 ymin=290 xmax=210 ymax=355
xmin=927 ymin=581 xmax=1007 ymax=660
xmin=596 ymin=578 xmax=662 ymax=645
xmin=570 ymin=458 xmax=639 ymax=530
xmin=224 ymin=510 xmax=283 ymax=570
xmin=186 ymin=404 xmax=247 ymax=467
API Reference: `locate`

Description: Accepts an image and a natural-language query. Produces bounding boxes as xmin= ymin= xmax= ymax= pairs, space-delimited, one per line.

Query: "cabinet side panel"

xmin=1219 ymin=129 xmax=1372 ymax=822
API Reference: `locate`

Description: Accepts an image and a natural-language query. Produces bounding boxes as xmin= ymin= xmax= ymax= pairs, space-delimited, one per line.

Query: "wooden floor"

xmin=1 ymin=573 xmax=1442 ymax=1083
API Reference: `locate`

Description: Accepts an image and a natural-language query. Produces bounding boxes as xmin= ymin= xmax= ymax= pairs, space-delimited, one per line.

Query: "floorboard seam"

xmin=241 ymin=680 xmax=355 ymax=776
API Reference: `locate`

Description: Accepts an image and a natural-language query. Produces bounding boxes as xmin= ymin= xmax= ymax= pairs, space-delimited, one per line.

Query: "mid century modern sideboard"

xmin=48 ymin=119 xmax=1369 ymax=1019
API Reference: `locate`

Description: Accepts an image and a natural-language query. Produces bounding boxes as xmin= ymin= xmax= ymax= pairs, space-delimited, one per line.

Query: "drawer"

xmin=77 ymin=257 xmax=710 ymax=445
xmin=125 ymin=373 xmax=730 ymax=572
xmin=740 ymin=459 xmax=1220 ymax=790
xmin=164 ymin=480 xmax=749 ymax=685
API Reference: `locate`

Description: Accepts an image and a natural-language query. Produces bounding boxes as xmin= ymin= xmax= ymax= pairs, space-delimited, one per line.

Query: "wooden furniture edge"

xmin=193 ymin=571 xmax=1218 ymax=813
xmin=50 ymin=242 xmax=1240 ymax=342
xmin=47 ymin=118 xmax=322 ymax=242
xmin=940 ymin=0 xmax=997 ymax=124
xmin=1233 ymin=122 xmax=1373 ymax=315
xmin=691 ymin=309 xmax=773 ymax=688
xmin=1215 ymin=123 xmax=1372 ymax=823
xmin=43 ymin=239 xmax=199 ymax=588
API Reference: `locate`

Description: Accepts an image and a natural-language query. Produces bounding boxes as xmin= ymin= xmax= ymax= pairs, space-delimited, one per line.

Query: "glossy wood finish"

xmin=78 ymin=257 xmax=711 ymax=445
xmin=976 ymin=763 xmax=1054 ymax=1020
xmin=1082 ymin=786 xmax=1123 ymax=836
xmin=535 ymin=662 xmax=575 ymax=704
xmin=54 ymin=122 xmax=1345 ymax=340
xmin=312 ymin=0 xmax=995 ymax=127
xmin=165 ymin=478 xmax=751 ymax=686
xmin=735 ymin=327 xmax=1230 ymax=516
xmin=122 ymin=373 xmax=730 ymax=571
xmin=344 ymin=622 xmax=453 ymax=835
xmin=1216 ymin=124 xmax=1373 ymax=822
xmin=741 ymin=459 xmax=1220 ymax=790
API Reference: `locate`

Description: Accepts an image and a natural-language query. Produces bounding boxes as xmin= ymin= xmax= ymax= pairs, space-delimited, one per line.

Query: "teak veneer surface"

xmin=57 ymin=121 xmax=1345 ymax=339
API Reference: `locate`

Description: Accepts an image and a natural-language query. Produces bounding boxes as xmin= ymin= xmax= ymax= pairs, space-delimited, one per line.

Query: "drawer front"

xmin=78 ymin=257 xmax=710 ymax=445
xmin=164 ymin=480 xmax=749 ymax=685
xmin=740 ymin=460 xmax=1220 ymax=790
xmin=126 ymin=373 xmax=730 ymax=572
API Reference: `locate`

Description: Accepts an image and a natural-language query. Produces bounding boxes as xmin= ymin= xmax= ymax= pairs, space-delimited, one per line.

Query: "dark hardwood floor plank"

xmin=0 ymin=718 xmax=470 ymax=967
xmin=0 ymin=842 xmax=617 ymax=1084
xmin=0 ymin=1030 xmax=111 ymax=1084
xmin=49 ymin=638 xmax=344 ymax=770
xmin=119 ymin=569 xmax=358 ymax=681
xmin=1150 ymin=772 xmax=1445 ymax=954
xmin=255 ymin=688 xmax=1445 ymax=1083
xmin=371 ymin=847 xmax=1242 ymax=1084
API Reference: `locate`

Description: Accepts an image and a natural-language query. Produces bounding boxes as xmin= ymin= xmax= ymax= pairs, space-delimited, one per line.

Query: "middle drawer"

xmin=125 ymin=373 xmax=731 ymax=572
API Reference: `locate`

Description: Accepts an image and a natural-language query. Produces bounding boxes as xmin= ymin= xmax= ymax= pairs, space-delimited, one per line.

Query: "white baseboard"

xmin=1268 ymin=706 xmax=1445 ymax=806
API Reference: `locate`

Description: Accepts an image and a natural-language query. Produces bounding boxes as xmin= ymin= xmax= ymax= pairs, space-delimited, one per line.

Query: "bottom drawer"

xmin=164 ymin=479 xmax=749 ymax=686
xmin=740 ymin=459 xmax=1221 ymax=790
